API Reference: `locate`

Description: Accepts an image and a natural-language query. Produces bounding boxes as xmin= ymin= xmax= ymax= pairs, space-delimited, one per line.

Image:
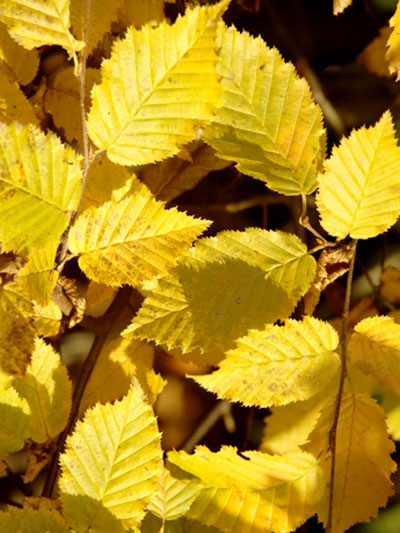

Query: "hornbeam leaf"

xmin=0 ymin=386 xmax=30 ymax=452
xmin=0 ymin=21 xmax=39 ymax=85
xmin=203 ymin=23 xmax=325 ymax=196
xmin=317 ymin=111 xmax=400 ymax=239
xmin=333 ymin=0 xmax=352 ymax=15
xmin=0 ymin=122 xmax=82 ymax=255
xmin=0 ymin=280 xmax=35 ymax=374
xmin=168 ymin=446 xmax=327 ymax=533
xmin=387 ymin=2 xmax=400 ymax=80
xmin=194 ymin=317 xmax=340 ymax=407
xmin=124 ymin=229 xmax=316 ymax=356
xmin=68 ymin=177 xmax=210 ymax=287
xmin=59 ymin=382 xmax=163 ymax=530
xmin=18 ymin=242 xmax=58 ymax=305
xmin=349 ymin=316 xmax=400 ymax=394
xmin=0 ymin=508 xmax=69 ymax=533
xmin=87 ymin=1 xmax=228 ymax=166
xmin=0 ymin=0 xmax=84 ymax=59
xmin=13 ymin=338 xmax=72 ymax=443
xmin=305 ymin=394 xmax=396 ymax=533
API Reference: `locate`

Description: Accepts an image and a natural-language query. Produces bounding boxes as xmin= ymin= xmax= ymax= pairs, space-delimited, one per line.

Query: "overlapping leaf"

xmin=0 ymin=507 xmax=69 ymax=533
xmin=124 ymin=229 xmax=316 ymax=355
xmin=0 ymin=280 xmax=35 ymax=374
xmin=32 ymin=299 xmax=62 ymax=337
xmin=68 ymin=176 xmax=210 ymax=287
xmin=387 ymin=1 xmax=400 ymax=80
xmin=0 ymin=122 xmax=82 ymax=255
xmin=349 ymin=316 xmax=400 ymax=394
xmin=117 ymin=0 xmax=165 ymax=31
xmin=203 ymin=23 xmax=325 ymax=196
xmin=0 ymin=0 xmax=84 ymax=61
xmin=18 ymin=243 xmax=58 ymax=305
xmin=87 ymin=1 xmax=227 ymax=166
xmin=0 ymin=386 xmax=30 ymax=452
xmin=13 ymin=338 xmax=71 ymax=443
xmin=194 ymin=317 xmax=340 ymax=407
xmin=0 ymin=21 xmax=39 ymax=84
xmin=0 ymin=69 xmax=38 ymax=125
xmin=59 ymin=382 xmax=163 ymax=530
xmin=168 ymin=446 xmax=326 ymax=533
xmin=317 ymin=111 xmax=400 ymax=239
xmin=305 ymin=394 xmax=395 ymax=533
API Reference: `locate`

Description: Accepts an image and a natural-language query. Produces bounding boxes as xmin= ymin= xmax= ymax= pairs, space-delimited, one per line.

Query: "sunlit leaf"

xmin=18 ymin=242 xmax=58 ymax=305
xmin=317 ymin=111 xmax=400 ymax=239
xmin=333 ymin=0 xmax=352 ymax=15
xmin=203 ymin=22 xmax=325 ymax=195
xmin=0 ymin=21 xmax=39 ymax=84
xmin=87 ymin=1 xmax=227 ymax=166
xmin=59 ymin=382 xmax=163 ymax=529
xmin=0 ymin=122 xmax=82 ymax=255
xmin=0 ymin=386 xmax=30 ymax=452
xmin=387 ymin=2 xmax=400 ymax=80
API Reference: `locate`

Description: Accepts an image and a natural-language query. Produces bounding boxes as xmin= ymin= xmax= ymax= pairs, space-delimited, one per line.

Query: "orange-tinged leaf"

xmin=305 ymin=393 xmax=396 ymax=533
xmin=333 ymin=0 xmax=352 ymax=16
xmin=349 ymin=316 xmax=400 ymax=394
xmin=317 ymin=111 xmax=400 ymax=239
xmin=194 ymin=317 xmax=340 ymax=407
xmin=380 ymin=265 xmax=400 ymax=303
xmin=68 ymin=177 xmax=210 ymax=287
xmin=387 ymin=2 xmax=400 ymax=80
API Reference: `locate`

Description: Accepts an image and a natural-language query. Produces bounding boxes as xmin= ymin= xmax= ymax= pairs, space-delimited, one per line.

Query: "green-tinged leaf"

xmin=0 ymin=122 xmax=82 ymax=255
xmin=0 ymin=280 xmax=35 ymax=374
xmin=59 ymin=382 xmax=163 ymax=530
xmin=0 ymin=386 xmax=30 ymax=452
xmin=80 ymin=337 xmax=165 ymax=416
xmin=194 ymin=317 xmax=340 ymax=407
xmin=147 ymin=468 xmax=202 ymax=521
xmin=304 ymin=393 xmax=396 ymax=533
xmin=203 ymin=23 xmax=325 ymax=196
xmin=317 ymin=111 xmax=400 ymax=239
xmin=140 ymin=140 xmax=232 ymax=202
xmin=0 ymin=69 xmax=38 ymax=125
xmin=349 ymin=316 xmax=400 ymax=394
xmin=70 ymin=0 xmax=123 ymax=55
xmin=168 ymin=446 xmax=327 ymax=533
xmin=124 ymin=229 xmax=316 ymax=355
xmin=0 ymin=0 xmax=84 ymax=61
xmin=12 ymin=338 xmax=72 ymax=443
xmin=0 ymin=508 xmax=69 ymax=533
xmin=68 ymin=177 xmax=210 ymax=287
xmin=0 ymin=21 xmax=39 ymax=84
xmin=18 ymin=242 xmax=58 ymax=305
xmin=87 ymin=1 xmax=227 ymax=166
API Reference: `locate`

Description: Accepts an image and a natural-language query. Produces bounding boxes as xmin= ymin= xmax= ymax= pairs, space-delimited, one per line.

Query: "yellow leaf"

xmin=80 ymin=336 xmax=165 ymax=416
xmin=0 ymin=386 xmax=30 ymax=452
xmin=168 ymin=446 xmax=327 ymax=533
xmin=140 ymin=140 xmax=231 ymax=202
xmin=85 ymin=280 xmax=117 ymax=317
xmin=0 ymin=69 xmax=38 ymax=125
xmin=387 ymin=2 xmax=400 ymax=80
xmin=0 ymin=0 xmax=84 ymax=63
xmin=0 ymin=507 xmax=69 ymax=533
xmin=78 ymin=154 xmax=132 ymax=214
xmin=18 ymin=243 xmax=59 ymax=305
xmin=147 ymin=468 xmax=202 ymax=521
xmin=194 ymin=317 xmax=340 ymax=407
xmin=13 ymin=338 xmax=72 ymax=443
xmin=0 ymin=122 xmax=82 ymax=255
xmin=357 ymin=26 xmax=393 ymax=79
xmin=0 ymin=21 xmax=39 ymax=84
xmin=59 ymin=382 xmax=164 ymax=529
xmin=68 ymin=177 xmax=210 ymax=287
xmin=333 ymin=0 xmax=352 ymax=16
xmin=125 ymin=229 xmax=316 ymax=354
xmin=203 ymin=23 xmax=325 ymax=196
xmin=381 ymin=389 xmax=400 ymax=440
xmin=305 ymin=394 xmax=395 ymax=532
xmin=316 ymin=111 xmax=400 ymax=239
xmin=32 ymin=299 xmax=62 ymax=337
xmin=349 ymin=316 xmax=400 ymax=394
xmin=70 ymin=0 xmax=123 ymax=55
xmin=44 ymin=66 xmax=100 ymax=146
xmin=0 ymin=280 xmax=35 ymax=374
xmin=87 ymin=1 xmax=227 ymax=166
xmin=380 ymin=265 xmax=400 ymax=303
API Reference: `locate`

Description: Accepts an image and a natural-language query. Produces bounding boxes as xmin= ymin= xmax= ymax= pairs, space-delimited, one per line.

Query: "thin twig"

xmin=326 ymin=239 xmax=357 ymax=533
xmin=42 ymin=287 xmax=132 ymax=497
xmin=183 ymin=400 xmax=234 ymax=452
